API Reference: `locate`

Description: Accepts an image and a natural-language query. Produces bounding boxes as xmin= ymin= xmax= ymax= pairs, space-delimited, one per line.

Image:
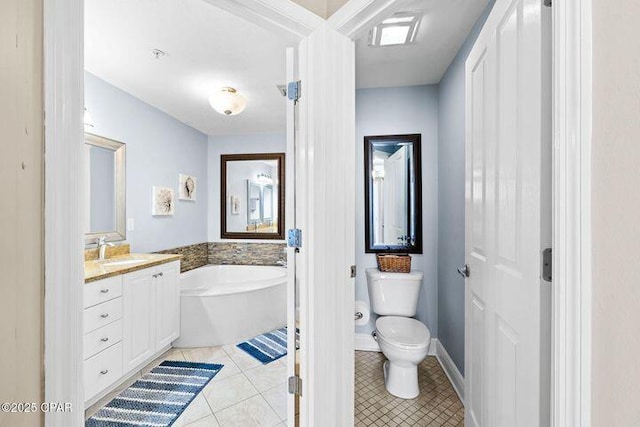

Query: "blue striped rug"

xmin=86 ymin=360 xmax=222 ymax=427
xmin=236 ymin=327 xmax=298 ymax=364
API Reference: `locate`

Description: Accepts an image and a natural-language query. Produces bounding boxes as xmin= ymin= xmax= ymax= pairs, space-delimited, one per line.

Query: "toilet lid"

xmin=376 ymin=316 xmax=431 ymax=348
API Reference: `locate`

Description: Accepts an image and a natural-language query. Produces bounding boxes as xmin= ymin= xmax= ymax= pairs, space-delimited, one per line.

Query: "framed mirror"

xmin=84 ymin=133 xmax=126 ymax=244
xmin=364 ymin=134 xmax=422 ymax=253
xmin=221 ymin=153 xmax=285 ymax=240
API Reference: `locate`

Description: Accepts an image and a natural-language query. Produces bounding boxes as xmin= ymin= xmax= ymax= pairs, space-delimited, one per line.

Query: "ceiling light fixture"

xmin=369 ymin=12 xmax=423 ymax=47
xmin=209 ymin=87 xmax=247 ymax=116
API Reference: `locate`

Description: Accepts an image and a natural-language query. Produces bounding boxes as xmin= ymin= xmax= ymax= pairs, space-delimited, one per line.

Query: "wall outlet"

xmin=127 ymin=218 xmax=135 ymax=231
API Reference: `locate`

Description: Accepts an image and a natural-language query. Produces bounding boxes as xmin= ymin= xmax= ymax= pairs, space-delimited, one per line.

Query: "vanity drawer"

xmin=84 ymin=297 xmax=123 ymax=334
xmin=84 ymin=276 xmax=123 ymax=309
xmin=84 ymin=319 xmax=123 ymax=360
xmin=84 ymin=342 xmax=123 ymax=402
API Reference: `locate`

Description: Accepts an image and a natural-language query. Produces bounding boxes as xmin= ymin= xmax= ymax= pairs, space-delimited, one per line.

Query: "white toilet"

xmin=366 ymin=268 xmax=431 ymax=399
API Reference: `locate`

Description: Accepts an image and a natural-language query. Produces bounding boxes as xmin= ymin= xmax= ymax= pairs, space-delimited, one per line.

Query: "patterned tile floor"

xmin=355 ymin=351 xmax=464 ymax=427
xmin=87 ymin=349 xmax=461 ymax=427
xmin=85 ymin=346 xmax=288 ymax=427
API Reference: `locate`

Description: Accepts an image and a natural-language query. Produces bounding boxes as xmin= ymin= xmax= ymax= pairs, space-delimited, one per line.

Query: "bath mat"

xmin=85 ymin=360 xmax=222 ymax=427
xmin=237 ymin=327 xmax=299 ymax=364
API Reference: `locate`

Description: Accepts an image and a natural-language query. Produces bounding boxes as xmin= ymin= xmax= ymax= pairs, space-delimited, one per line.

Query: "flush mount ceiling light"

xmin=369 ymin=12 xmax=423 ymax=47
xmin=209 ymin=87 xmax=247 ymax=116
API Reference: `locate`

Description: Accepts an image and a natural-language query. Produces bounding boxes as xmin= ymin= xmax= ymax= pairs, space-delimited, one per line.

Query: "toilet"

xmin=366 ymin=268 xmax=431 ymax=399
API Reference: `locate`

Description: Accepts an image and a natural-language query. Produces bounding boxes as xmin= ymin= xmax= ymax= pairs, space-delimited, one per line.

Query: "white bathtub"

xmin=172 ymin=265 xmax=287 ymax=348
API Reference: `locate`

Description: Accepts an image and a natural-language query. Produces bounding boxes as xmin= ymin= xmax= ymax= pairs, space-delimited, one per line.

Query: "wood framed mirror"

xmin=221 ymin=153 xmax=285 ymax=240
xmin=364 ymin=134 xmax=423 ymax=253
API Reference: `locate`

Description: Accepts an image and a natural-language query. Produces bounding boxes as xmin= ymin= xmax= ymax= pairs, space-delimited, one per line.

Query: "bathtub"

xmin=172 ymin=264 xmax=287 ymax=348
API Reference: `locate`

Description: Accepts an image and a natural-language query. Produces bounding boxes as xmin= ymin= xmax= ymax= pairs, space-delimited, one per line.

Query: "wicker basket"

xmin=376 ymin=254 xmax=412 ymax=273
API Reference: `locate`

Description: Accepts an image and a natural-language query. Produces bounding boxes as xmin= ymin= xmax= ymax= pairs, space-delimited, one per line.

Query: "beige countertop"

xmin=84 ymin=253 xmax=182 ymax=283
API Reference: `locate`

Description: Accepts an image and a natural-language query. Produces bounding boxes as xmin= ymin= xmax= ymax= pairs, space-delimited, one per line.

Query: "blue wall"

xmin=207 ymin=133 xmax=287 ymax=242
xmin=85 ymin=72 xmax=209 ymax=253
xmin=437 ymin=1 xmax=495 ymax=375
xmin=355 ymin=85 xmax=439 ymax=337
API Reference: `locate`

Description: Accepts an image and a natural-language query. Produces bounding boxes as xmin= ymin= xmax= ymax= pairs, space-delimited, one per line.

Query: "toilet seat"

xmin=376 ymin=316 xmax=431 ymax=350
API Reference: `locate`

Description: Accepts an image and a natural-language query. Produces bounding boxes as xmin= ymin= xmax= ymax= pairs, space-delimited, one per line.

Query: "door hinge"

xmin=350 ymin=265 xmax=357 ymax=278
xmin=288 ymin=375 xmax=302 ymax=396
xmin=288 ymin=81 xmax=301 ymax=102
xmin=288 ymin=228 xmax=302 ymax=249
xmin=542 ymin=248 xmax=552 ymax=282
xmin=543 ymin=0 xmax=551 ymax=7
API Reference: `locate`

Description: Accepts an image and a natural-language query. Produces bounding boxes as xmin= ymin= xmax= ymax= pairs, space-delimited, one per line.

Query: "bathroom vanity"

xmin=83 ymin=253 xmax=181 ymax=406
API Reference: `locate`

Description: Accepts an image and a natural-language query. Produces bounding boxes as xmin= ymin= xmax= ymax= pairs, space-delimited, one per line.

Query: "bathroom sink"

xmin=99 ymin=259 xmax=147 ymax=267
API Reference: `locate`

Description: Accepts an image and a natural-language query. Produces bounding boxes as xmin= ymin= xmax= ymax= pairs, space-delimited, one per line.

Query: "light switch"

xmin=127 ymin=218 xmax=135 ymax=231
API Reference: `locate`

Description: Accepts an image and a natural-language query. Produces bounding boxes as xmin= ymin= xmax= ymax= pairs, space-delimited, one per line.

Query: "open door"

xmin=464 ymin=0 xmax=551 ymax=426
xmin=285 ymin=46 xmax=300 ymax=427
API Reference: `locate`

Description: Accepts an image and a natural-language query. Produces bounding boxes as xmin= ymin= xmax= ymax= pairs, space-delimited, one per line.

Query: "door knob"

xmin=457 ymin=264 xmax=470 ymax=278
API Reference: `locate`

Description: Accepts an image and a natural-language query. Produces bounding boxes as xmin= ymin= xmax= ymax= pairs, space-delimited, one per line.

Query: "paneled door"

xmin=464 ymin=0 xmax=551 ymax=426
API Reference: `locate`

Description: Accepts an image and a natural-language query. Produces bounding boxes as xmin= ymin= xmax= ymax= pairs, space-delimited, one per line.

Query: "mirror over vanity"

xmin=84 ymin=133 xmax=126 ymax=244
xmin=221 ymin=153 xmax=285 ymax=240
xmin=364 ymin=134 xmax=423 ymax=253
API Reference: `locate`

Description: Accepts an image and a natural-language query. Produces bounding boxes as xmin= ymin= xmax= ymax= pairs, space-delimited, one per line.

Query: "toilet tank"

xmin=366 ymin=268 xmax=424 ymax=317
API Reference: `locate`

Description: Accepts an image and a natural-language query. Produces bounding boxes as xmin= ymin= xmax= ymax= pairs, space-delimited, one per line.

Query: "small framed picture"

xmin=152 ymin=186 xmax=175 ymax=216
xmin=179 ymin=174 xmax=197 ymax=201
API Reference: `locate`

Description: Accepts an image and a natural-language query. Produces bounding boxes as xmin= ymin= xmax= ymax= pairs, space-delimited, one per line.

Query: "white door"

xmin=155 ymin=261 xmax=180 ymax=349
xmin=464 ymin=0 xmax=551 ymax=426
xmin=123 ymin=268 xmax=156 ymax=372
xmin=383 ymin=146 xmax=408 ymax=244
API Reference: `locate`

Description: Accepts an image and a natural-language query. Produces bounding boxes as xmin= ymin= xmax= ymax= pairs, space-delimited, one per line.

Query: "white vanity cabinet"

xmin=84 ymin=260 xmax=180 ymax=404
xmin=154 ymin=261 xmax=180 ymax=349
xmin=122 ymin=261 xmax=180 ymax=372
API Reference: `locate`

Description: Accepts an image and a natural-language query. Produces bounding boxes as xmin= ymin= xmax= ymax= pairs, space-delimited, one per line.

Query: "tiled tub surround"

xmin=156 ymin=242 xmax=209 ymax=273
xmin=208 ymin=242 xmax=286 ymax=266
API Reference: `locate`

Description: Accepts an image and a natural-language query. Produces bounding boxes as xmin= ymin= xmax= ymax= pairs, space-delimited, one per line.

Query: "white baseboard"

xmin=433 ymin=339 xmax=465 ymax=403
xmin=355 ymin=333 xmax=380 ymax=351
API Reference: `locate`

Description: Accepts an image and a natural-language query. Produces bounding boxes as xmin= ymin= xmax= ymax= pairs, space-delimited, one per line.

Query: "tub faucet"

xmin=97 ymin=236 xmax=115 ymax=261
xmin=276 ymin=260 xmax=287 ymax=267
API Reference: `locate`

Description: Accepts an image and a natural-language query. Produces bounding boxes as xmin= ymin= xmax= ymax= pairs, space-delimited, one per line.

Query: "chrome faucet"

xmin=276 ymin=259 xmax=287 ymax=268
xmin=97 ymin=236 xmax=115 ymax=261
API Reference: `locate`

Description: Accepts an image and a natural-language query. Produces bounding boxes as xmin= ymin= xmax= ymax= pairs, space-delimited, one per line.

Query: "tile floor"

xmin=355 ymin=351 xmax=464 ymax=427
xmin=87 ymin=348 xmax=462 ymax=427
xmin=85 ymin=345 xmax=288 ymax=427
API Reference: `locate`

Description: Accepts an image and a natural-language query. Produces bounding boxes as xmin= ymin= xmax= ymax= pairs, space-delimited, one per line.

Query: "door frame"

xmin=550 ymin=0 xmax=593 ymax=426
xmin=43 ymin=0 xmax=592 ymax=426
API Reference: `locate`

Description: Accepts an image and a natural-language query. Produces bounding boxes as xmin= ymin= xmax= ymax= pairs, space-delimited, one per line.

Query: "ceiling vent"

xmin=369 ymin=12 xmax=423 ymax=47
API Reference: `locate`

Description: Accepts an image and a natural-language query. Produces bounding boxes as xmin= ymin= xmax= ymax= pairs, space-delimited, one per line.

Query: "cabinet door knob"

xmin=100 ymin=289 xmax=109 ymax=294
xmin=100 ymin=313 xmax=109 ymax=318
xmin=100 ymin=337 xmax=109 ymax=342
xmin=100 ymin=369 xmax=109 ymax=375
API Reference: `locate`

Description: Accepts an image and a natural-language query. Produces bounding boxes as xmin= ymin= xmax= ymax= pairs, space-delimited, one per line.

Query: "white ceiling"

xmin=356 ymin=0 xmax=489 ymax=88
xmin=85 ymin=0 xmax=488 ymax=135
xmin=85 ymin=0 xmax=290 ymax=136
